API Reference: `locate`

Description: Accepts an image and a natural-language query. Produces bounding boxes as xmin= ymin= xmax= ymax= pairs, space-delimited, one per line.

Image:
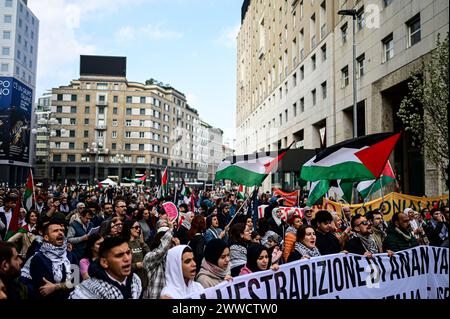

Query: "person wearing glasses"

xmin=313 ymin=210 xmax=342 ymax=255
xmin=102 ymin=217 xmax=123 ymax=238
xmin=122 ymin=220 xmax=150 ymax=291
xmin=345 ymin=214 xmax=394 ymax=257
xmin=114 ymin=201 xmax=128 ymax=221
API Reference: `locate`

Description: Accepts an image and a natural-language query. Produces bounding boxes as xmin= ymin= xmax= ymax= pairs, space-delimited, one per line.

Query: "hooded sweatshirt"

xmin=160 ymin=245 xmax=204 ymax=299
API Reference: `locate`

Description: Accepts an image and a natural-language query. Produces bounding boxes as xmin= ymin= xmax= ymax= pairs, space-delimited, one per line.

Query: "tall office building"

xmin=0 ymin=0 xmax=39 ymax=185
xmin=236 ymin=0 xmax=448 ymax=195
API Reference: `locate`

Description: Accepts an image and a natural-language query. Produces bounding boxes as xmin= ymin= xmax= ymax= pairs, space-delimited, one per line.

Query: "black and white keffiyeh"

xmin=40 ymin=240 xmax=72 ymax=283
xmin=69 ymin=274 xmax=142 ymax=299
xmin=356 ymin=233 xmax=379 ymax=254
xmin=294 ymin=242 xmax=321 ymax=258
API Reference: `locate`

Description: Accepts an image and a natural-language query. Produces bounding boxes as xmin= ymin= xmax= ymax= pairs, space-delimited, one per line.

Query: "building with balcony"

xmin=41 ymin=55 xmax=202 ymax=185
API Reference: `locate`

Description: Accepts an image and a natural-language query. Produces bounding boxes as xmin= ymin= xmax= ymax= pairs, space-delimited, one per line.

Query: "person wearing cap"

xmin=301 ymin=206 xmax=313 ymax=227
xmin=142 ymin=220 xmax=180 ymax=299
xmin=195 ymin=238 xmax=232 ymax=288
xmin=28 ymin=217 xmax=77 ymax=299
xmin=425 ymin=208 xmax=448 ymax=247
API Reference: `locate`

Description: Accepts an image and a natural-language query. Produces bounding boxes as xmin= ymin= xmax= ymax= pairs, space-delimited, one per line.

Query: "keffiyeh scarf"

xmin=40 ymin=240 xmax=72 ymax=283
xmin=294 ymin=242 xmax=321 ymax=258
xmin=356 ymin=233 xmax=379 ymax=254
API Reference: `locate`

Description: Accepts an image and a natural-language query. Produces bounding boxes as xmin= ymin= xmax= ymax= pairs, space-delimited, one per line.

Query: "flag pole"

xmin=226 ymin=190 xmax=253 ymax=228
xmin=31 ymin=168 xmax=37 ymax=212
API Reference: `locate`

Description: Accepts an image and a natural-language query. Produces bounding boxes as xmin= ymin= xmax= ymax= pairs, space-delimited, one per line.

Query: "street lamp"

xmin=86 ymin=141 xmax=108 ymax=184
xmin=31 ymin=114 xmax=66 ymax=184
xmin=338 ymin=9 xmax=358 ymax=138
xmin=115 ymin=153 xmax=125 ymax=185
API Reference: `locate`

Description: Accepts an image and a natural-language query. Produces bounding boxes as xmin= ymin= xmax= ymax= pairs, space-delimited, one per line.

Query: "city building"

xmin=39 ymin=55 xmax=201 ymax=186
xmin=236 ymin=0 xmax=448 ymax=195
xmin=207 ymin=126 xmax=224 ymax=183
xmin=0 ymin=0 xmax=39 ymax=185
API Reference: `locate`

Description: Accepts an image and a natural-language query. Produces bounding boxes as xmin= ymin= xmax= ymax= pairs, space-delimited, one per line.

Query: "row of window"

xmin=53 ymin=154 xmax=168 ymax=163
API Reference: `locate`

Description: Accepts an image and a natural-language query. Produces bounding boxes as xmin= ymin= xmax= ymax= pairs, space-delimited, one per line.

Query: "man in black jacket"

xmin=425 ymin=209 xmax=448 ymax=247
xmin=345 ymin=214 xmax=394 ymax=257
xmin=314 ymin=210 xmax=342 ymax=255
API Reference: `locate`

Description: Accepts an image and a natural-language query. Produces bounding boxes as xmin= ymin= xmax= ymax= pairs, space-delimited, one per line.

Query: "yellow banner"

xmin=323 ymin=192 xmax=449 ymax=221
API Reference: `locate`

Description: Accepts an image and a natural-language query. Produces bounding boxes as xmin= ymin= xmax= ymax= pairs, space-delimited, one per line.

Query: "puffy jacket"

xmin=283 ymin=232 xmax=297 ymax=262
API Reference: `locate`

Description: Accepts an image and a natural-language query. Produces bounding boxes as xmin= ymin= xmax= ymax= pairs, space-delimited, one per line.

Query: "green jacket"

xmin=382 ymin=223 xmax=419 ymax=252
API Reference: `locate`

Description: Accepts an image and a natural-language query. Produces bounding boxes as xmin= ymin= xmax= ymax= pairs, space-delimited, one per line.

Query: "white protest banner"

xmin=188 ymin=246 xmax=449 ymax=299
xmin=257 ymin=205 xmax=304 ymax=220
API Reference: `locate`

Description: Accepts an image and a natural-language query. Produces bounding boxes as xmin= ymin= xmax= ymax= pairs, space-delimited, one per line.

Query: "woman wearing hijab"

xmin=287 ymin=225 xmax=321 ymax=262
xmin=228 ymin=223 xmax=251 ymax=277
xmin=160 ymin=245 xmax=203 ymax=299
xmin=239 ymin=243 xmax=279 ymax=275
xmin=196 ymin=239 xmax=232 ymax=288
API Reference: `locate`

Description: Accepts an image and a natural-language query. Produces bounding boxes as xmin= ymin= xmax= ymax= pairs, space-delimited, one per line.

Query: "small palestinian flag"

xmin=24 ymin=168 xmax=34 ymax=211
xmin=301 ymin=133 xmax=401 ymax=182
xmin=237 ymin=185 xmax=245 ymax=200
xmin=158 ymin=167 xmax=168 ymax=198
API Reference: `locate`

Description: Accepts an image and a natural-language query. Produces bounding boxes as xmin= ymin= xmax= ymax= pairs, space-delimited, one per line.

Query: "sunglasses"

xmin=356 ymin=220 xmax=370 ymax=227
xmin=131 ymin=226 xmax=141 ymax=230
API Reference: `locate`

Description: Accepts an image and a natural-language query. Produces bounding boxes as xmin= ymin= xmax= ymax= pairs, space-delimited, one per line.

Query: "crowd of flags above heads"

xmin=214 ymin=132 xmax=401 ymax=205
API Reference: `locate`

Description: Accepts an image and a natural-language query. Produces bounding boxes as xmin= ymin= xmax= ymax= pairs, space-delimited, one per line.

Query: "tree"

xmin=397 ymin=34 xmax=449 ymax=187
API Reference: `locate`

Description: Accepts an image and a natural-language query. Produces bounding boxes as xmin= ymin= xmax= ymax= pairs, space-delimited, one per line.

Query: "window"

xmin=113 ymin=120 xmax=118 ymax=127
xmin=84 ymin=118 xmax=89 ymax=125
xmin=4 ymin=15 xmax=12 ymax=23
xmin=97 ymin=83 xmax=108 ymax=90
xmin=126 ymin=108 xmax=131 ymax=115
xmin=292 ymin=73 xmax=297 ymax=87
xmin=312 ymin=89 xmax=317 ymax=106
xmin=311 ymin=54 xmax=317 ymax=71
xmin=112 ymin=131 xmax=117 ymax=138
xmin=71 ymin=94 xmax=77 ymax=102
xmin=125 ymin=120 xmax=131 ymax=127
xmin=53 ymin=155 xmax=61 ymax=162
xmin=279 ymin=113 xmax=282 ymax=126
xmin=98 ymin=107 xmax=105 ymax=115
xmin=382 ymin=33 xmax=394 ymax=62
xmin=321 ymin=44 xmax=327 ymax=61
xmin=69 ymin=143 xmax=75 ymax=150
xmin=293 ymin=103 xmax=297 ymax=117
xmin=341 ymin=66 xmax=349 ymax=88
xmin=84 ymin=131 xmax=89 ymax=138
xmin=1 ymin=63 xmax=8 ymax=72
xmin=357 ymin=7 xmax=365 ymax=31
xmin=341 ymin=23 xmax=348 ymax=44
xmin=2 ymin=47 xmax=9 ymax=56
xmin=3 ymin=31 xmax=11 ymax=40
xmin=137 ymin=156 xmax=145 ymax=163
xmin=70 ymin=106 xmax=76 ymax=113
xmin=126 ymin=96 xmax=132 ymax=103
xmin=125 ymin=144 xmax=131 ymax=151
xmin=300 ymin=97 xmax=305 ymax=112
xmin=5 ymin=0 xmax=12 ymax=7
xmin=300 ymin=65 xmax=304 ymax=80
xmin=113 ymin=96 xmax=118 ymax=103
xmin=113 ymin=107 xmax=118 ymax=114
xmin=357 ymin=54 xmax=365 ymax=78
xmin=19 ymin=18 xmax=22 ymax=28
xmin=285 ymin=109 xmax=288 ymax=123
xmin=140 ymin=97 xmax=146 ymax=104
xmin=140 ymin=108 xmax=145 ymax=115
xmin=98 ymin=95 xmax=106 ymax=102
xmin=70 ymin=118 xmax=76 ymax=125
xmin=69 ymin=130 xmax=75 ymax=138
xmin=407 ymin=15 xmax=421 ymax=47
xmin=321 ymin=81 xmax=327 ymax=99
xmin=83 ymin=143 xmax=88 ymax=150
xmin=139 ymin=144 xmax=144 ymax=151
xmin=56 ymin=106 xmax=62 ymax=113
xmin=85 ymin=106 xmax=90 ymax=114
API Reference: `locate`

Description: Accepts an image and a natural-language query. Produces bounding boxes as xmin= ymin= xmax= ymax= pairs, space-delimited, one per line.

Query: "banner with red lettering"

xmin=272 ymin=188 xmax=299 ymax=207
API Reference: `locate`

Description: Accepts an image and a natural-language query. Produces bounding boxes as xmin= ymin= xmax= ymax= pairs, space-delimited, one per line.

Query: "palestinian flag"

xmin=24 ymin=168 xmax=34 ymax=211
xmin=357 ymin=161 xmax=396 ymax=199
xmin=180 ymin=178 xmax=191 ymax=205
xmin=158 ymin=167 xmax=168 ymax=198
xmin=301 ymin=133 xmax=401 ymax=182
xmin=133 ymin=174 xmax=147 ymax=185
xmin=216 ymin=143 xmax=293 ymax=187
xmin=237 ymin=185 xmax=245 ymax=200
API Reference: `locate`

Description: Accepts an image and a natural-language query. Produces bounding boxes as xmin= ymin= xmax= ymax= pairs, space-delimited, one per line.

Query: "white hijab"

xmin=160 ymin=245 xmax=204 ymax=299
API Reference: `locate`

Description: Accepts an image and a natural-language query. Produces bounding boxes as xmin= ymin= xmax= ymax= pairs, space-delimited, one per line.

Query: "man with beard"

xmin=28 ymin=218 xmax=77 ymax=299
xmin=345 ymin=214 xmax=394 ymax=257
xmin=0 ymin=242 xmax=27 ymax=299
xmin=365 ymin=210 xmax=387 ymax=251
xmin=383 ymin=212 xmax=420 ymax=252
xmin=69 ymin=236 xmax=142 ymax=299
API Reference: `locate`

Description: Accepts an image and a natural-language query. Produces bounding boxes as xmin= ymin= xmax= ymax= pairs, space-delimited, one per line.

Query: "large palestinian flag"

xmin=216 ymin=144 xmax=292 ymax=187
xmin=301 ymin=133 xmax=401 ymax=182
xmin=357 ymin=160 xmax=396 ymax=199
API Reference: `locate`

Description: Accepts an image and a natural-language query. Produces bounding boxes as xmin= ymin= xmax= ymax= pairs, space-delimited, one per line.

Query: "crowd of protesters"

xmin=0 ymin=183 xmax=448 ymax=299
